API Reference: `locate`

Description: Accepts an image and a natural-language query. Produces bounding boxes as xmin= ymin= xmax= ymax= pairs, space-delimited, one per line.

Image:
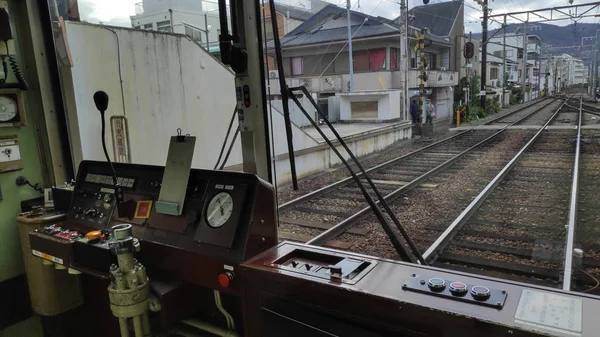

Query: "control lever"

xmin=94 ymin=91 xmax=126 ymax=218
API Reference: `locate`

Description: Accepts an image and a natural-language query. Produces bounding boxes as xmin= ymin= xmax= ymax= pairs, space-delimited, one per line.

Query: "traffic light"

xmin=464 ymin=42 xmax=474 ymax=59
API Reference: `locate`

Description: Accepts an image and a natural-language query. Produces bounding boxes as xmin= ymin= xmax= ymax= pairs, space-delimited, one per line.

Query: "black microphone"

xmin=94 ymin=90 xmax=125 ymax=217
xmin=93 ymin=91 xmax=109 ymax=113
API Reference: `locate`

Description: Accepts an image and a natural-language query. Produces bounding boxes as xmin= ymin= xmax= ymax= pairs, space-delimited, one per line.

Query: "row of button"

xmin=427 ymin=278 xmax=490 ymax=301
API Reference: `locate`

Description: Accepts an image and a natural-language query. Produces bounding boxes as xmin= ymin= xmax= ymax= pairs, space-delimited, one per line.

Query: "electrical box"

xmin=0 ymin=135 xmax=22 ymax=172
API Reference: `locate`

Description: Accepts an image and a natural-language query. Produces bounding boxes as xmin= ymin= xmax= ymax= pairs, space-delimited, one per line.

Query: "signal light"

xmin=464 ymin=42 xmax=475 ymax=59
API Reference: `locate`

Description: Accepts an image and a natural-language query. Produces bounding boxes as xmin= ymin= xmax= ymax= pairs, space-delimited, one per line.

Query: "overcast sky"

xmin=78 ymin=0 xmax=600 ymax=33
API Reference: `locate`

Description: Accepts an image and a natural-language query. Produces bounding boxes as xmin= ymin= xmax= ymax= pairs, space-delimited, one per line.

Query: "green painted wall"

xmin=0 ymin=0 xmax=45 ymax=284
xmin=0 ymin=1 xmax=47 ymax=336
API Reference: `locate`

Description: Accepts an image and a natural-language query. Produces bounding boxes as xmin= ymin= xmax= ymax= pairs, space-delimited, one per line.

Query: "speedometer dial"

xmin=206 ymin=192 xmax=234 ymax=228
xmin=0 ymin=96 xmax=17 ymax=122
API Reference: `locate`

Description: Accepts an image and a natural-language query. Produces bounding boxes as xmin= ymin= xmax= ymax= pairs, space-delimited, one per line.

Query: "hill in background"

xmin=473 ymin=22 xmax=600 ymax=65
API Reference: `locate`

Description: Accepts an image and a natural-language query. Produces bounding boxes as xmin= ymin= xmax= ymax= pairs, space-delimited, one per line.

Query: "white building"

xmin=130 ymin=0 xmax=223 ymax=50
xmin=543 ymin=54 xmax=586 ymax=93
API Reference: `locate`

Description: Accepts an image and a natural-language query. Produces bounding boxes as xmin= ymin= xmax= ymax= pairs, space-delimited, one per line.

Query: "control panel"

xmin=242 ymin=242 xmax=600 ymax=337
xmin=30 ymin=160 xmax=278 ymax=290
xmin=402 ymin=274 xmax=507 ymax=308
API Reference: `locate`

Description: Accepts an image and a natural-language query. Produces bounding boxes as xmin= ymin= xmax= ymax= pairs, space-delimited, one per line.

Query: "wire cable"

xmin=103 ymin=28 xmax=127 ymax=117
xmin=581 ymin=269 xmax=600 ymax=293
xmin=289 ymin=86 xmax=427 ymax=264
xmin=218 ymin=128 xmax=239 ymax=170
xmin=214 ymin=107 xmax=238 ymax=170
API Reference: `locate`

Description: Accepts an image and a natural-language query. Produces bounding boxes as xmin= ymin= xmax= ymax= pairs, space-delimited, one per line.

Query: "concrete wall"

xmin=272 ymin=121 xmax=412 ymax=184
xmin=339 ymin=91 xmax=402 ymax=121
xmin=269 ymin=96 xmax=317 ymax=128
xmin=63 ymin=22 xmax=243 ymax=171
xmin=61 ymin=22 xmax=324 ymax=185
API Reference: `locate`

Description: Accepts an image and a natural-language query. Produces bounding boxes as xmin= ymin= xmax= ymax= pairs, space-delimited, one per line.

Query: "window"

xmin=353 ymin=48 xmax=386 ymax=72
xmin=291 ymin=57 xmax=303 ymax=75
xmin=390 ymin=48 xmax=400 ymax=70
xmin=185 ymin=26 xmax=203 ymax=43
xmin=425 ymin=52 xmax=437 ymax=70
xmin=157 ymin=20 xmax=171 ymax=32
xmin=143 ymin=23 xmax=153 ymax=30
xmin=490 ymin=68 xmax=499 ymax=80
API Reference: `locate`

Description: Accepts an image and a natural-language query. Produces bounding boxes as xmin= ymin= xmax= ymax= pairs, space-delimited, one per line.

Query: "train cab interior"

xmin=0 ymin=0 xmax=599 ymax=337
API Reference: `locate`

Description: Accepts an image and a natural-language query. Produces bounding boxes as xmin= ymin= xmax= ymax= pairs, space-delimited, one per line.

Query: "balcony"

xmin=135 ymin=2 xmax=144 ymax=15
xmin=407 ymin=69 xmax=458 ymax=89
xmin=266 ymin=69 xmax=458 ymax=95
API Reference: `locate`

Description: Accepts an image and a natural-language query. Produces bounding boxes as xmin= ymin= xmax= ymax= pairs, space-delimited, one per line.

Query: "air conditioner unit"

xmin=269 ymin=70 xmax=278 ymax=79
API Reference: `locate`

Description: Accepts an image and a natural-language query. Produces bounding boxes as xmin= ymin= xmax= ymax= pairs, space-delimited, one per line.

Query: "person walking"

xmin=410 ymin=99 xmax=419 ymax=124
xmin=426 ymin=100 xmax=436 ymax=123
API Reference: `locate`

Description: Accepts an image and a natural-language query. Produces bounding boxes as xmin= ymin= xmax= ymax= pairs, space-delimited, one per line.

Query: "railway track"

xmin=278 ymin=97 xmax=560 ymax=248
xmin=422 ymin=95 xmax=600 ymax=291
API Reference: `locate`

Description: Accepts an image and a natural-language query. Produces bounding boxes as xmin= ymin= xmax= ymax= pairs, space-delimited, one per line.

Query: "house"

xmin=261 ymin=3 xmax=314 ymax=70
xmin=404 ymin=1 xmax=464 ymax=73
xmin=268 ymin=4 xmax=458 ymax=131
xmin=487 ymin=34 xmax=542 ymax=89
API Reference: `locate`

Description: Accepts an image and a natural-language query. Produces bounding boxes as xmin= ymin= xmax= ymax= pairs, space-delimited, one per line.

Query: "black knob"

xmin=291 ymin=261 xmax=298 ymax=268
xmin=305 ymin=264 xmax=312 ymax=271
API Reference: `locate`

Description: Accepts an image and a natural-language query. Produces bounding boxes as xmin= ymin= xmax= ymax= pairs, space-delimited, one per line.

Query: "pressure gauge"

xmin=0 ymin=90 xmax=25 ymax=127
xmin=206 ymin=192 xmax=234 ymax=228
xmin=0 ymin=96 xmax=17 ymax=122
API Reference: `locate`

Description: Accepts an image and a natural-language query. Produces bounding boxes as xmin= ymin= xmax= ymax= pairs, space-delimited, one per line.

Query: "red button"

xmin=218 ymin=272 xmax=233 ymax=288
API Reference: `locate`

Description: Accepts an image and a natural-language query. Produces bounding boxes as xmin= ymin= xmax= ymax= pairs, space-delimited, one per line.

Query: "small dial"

xmin=0 ymin=96 xmax=17 ymax=122
xmin=206 ymin=192 xmax=234 ymax=228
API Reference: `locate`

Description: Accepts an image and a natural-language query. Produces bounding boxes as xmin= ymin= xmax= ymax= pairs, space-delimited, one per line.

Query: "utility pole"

xmin=593 ymin=30 xmax=599 ymax=99
xmin=480 ymin=0 xmax=488 ymax=109
xmin=502 ymin=16 xmax=507 ymax=107
xmin=537 ymin=45 xmax=542 ymax=99
xmin=417 ymin=30 xmax=427 ymax=130
xmin=347 ymin=0 xmax=354 ymax=91
xmin=400 ymin=0 xmax=408 ymax=120
xmin=522 ymin=22 xmax=528 ymax=103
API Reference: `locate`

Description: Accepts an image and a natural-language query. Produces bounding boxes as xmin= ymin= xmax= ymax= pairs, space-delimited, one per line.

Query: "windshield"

xmin=47 ymin=0 xmax=600 ymax=294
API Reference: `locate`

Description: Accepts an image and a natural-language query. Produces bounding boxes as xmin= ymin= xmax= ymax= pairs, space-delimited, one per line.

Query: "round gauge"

xmin=0 ymin=96 xmax=17 ymax=122
xmin=206 ymin=192 xmax=234 ymax=228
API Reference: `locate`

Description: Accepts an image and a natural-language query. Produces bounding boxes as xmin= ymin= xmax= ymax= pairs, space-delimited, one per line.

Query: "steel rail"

xmin=307 ymin=98 xmax=560 ymax=247
xmin=563 ymin=96 xmax=583 ymax=291
xmin=279 ymin=98 xmax=554 ymax=212
xmin=307 ymin=129 xmax=508 ymax=246
xmin=423 ymin=96 xmax=572 ymax=260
